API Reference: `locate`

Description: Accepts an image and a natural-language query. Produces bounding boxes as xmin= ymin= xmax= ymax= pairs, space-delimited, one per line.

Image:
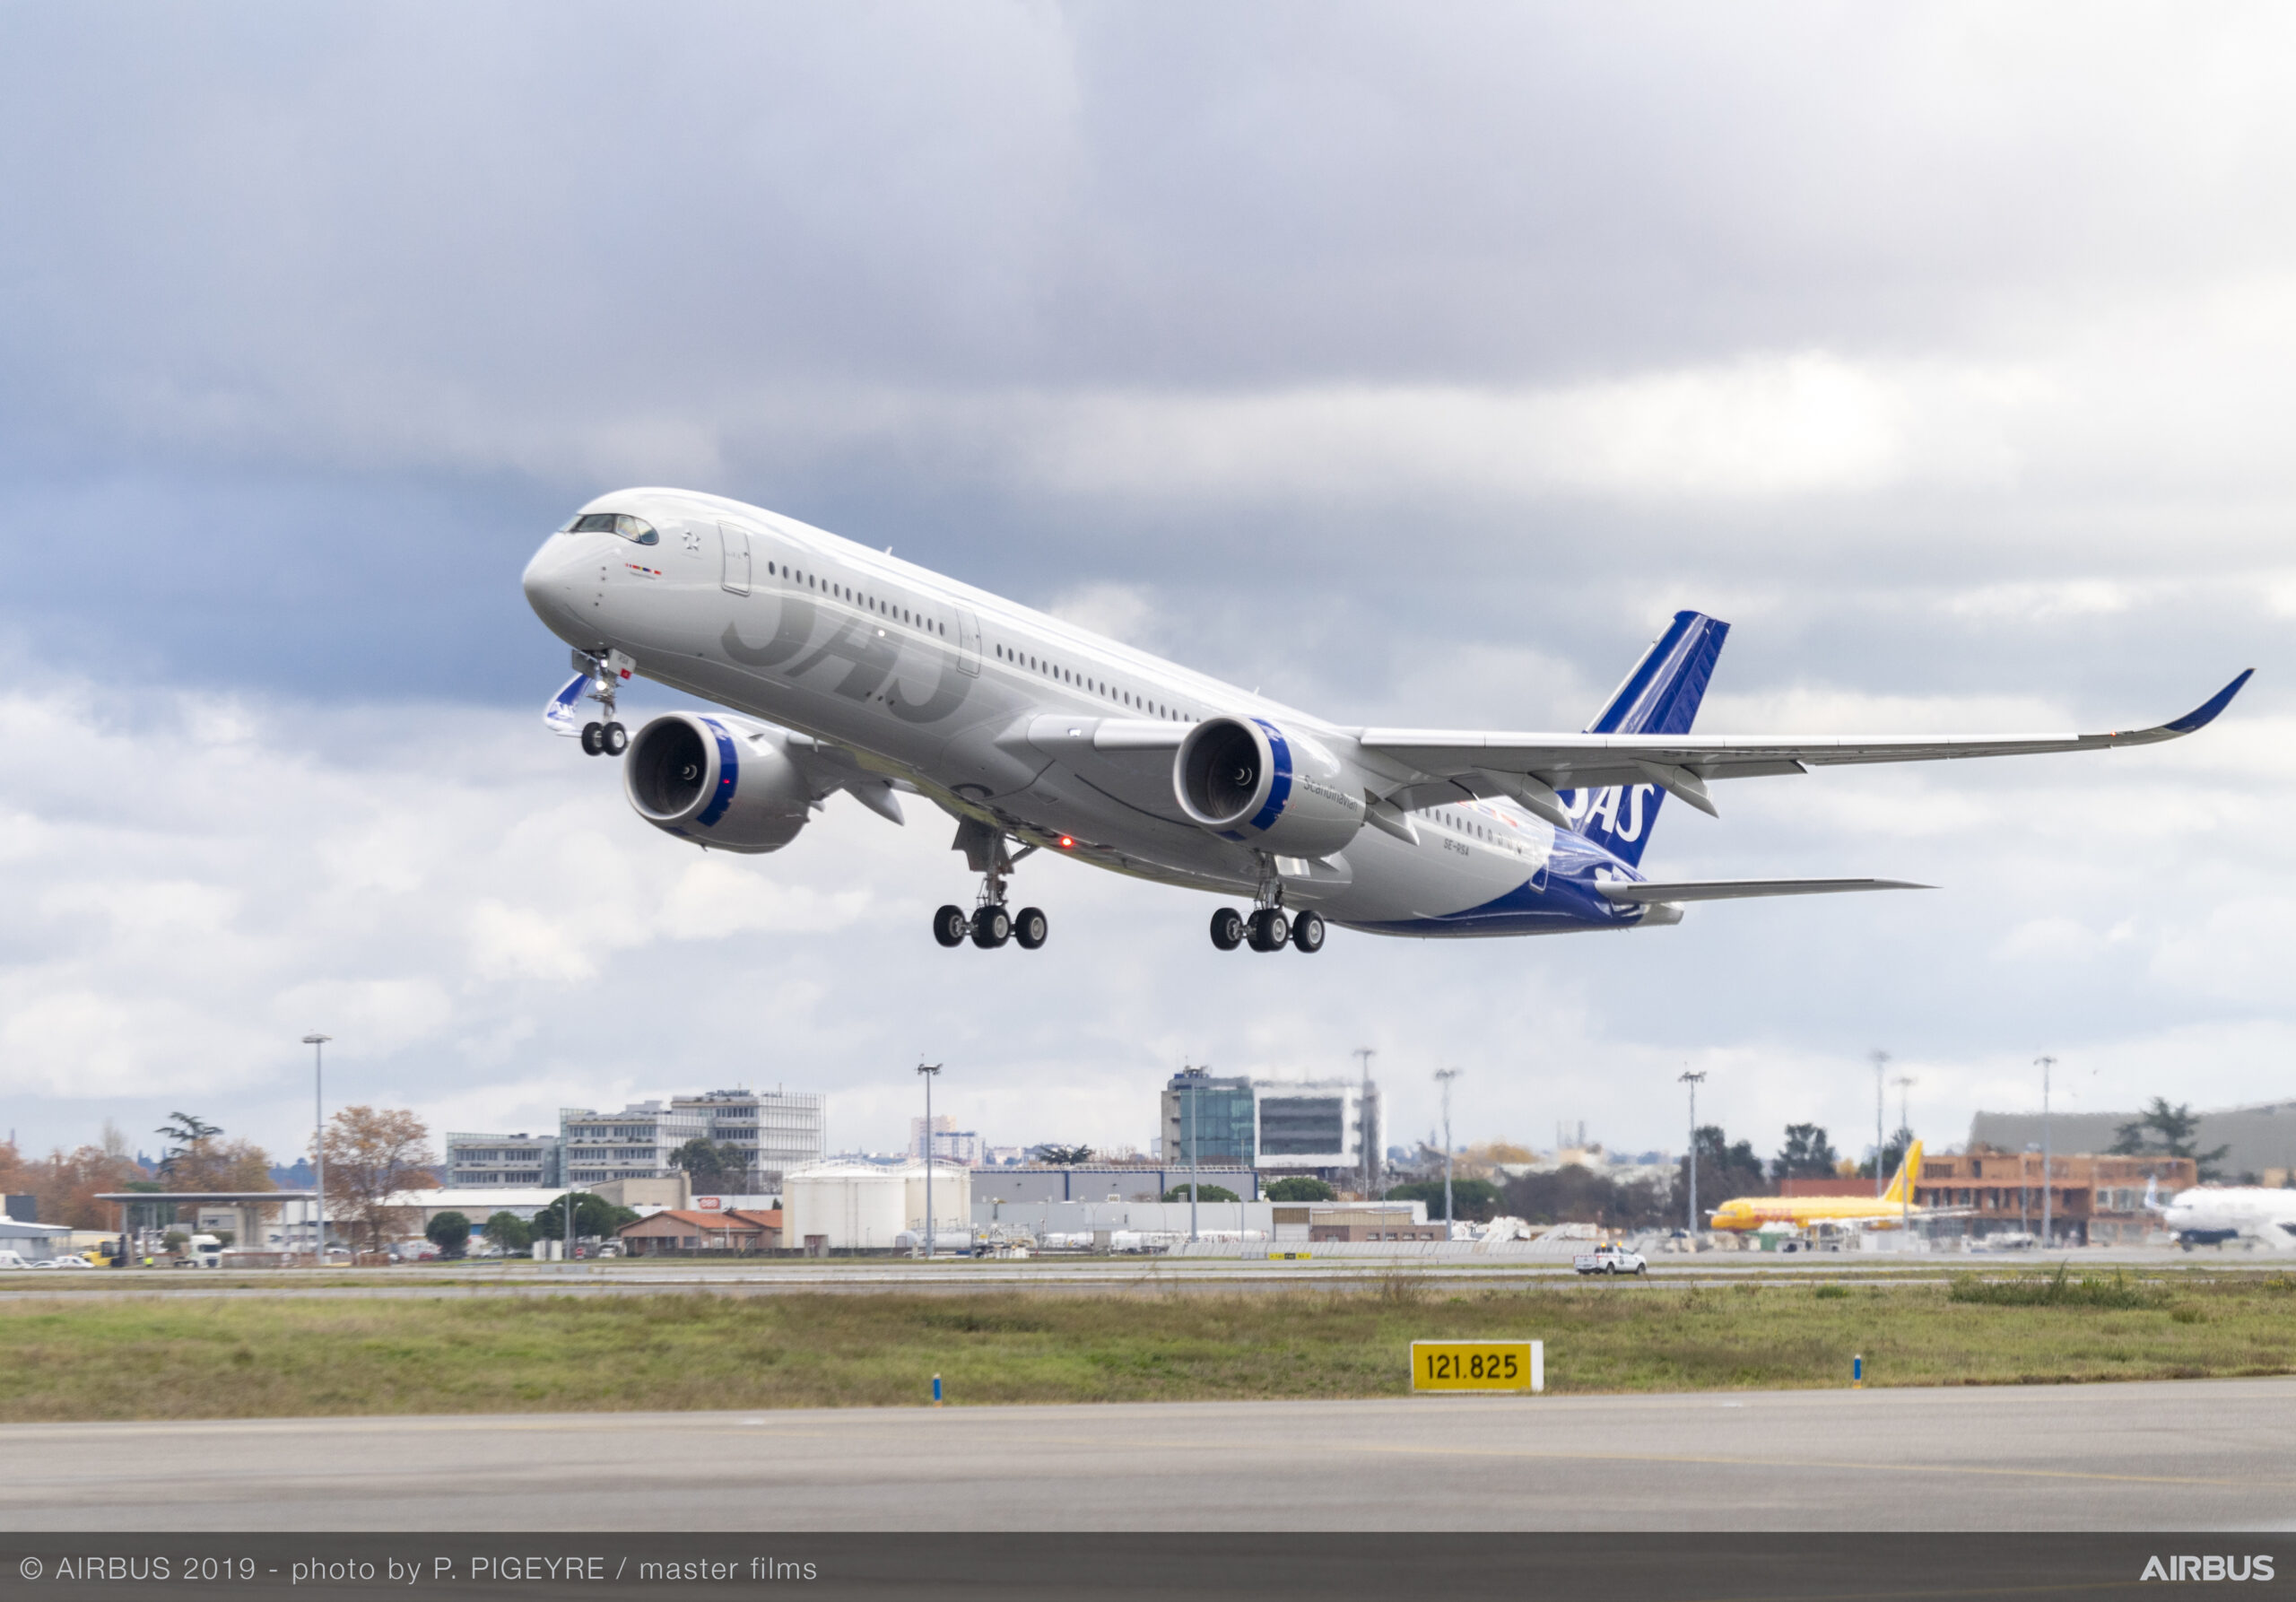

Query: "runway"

xmin=4 ymin=1376 xmax=2289 ymax=1530
xmin=2 ymin=1246 xmax=2274 ymax=1303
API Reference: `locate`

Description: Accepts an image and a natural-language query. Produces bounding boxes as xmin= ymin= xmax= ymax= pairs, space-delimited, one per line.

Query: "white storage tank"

xmin=784 ymin=1162 xmax=970 ymax=1251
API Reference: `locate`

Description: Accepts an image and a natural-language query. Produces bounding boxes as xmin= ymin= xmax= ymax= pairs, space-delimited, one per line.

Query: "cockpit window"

xmin=561 ymin=511 xmax=658 ymax=545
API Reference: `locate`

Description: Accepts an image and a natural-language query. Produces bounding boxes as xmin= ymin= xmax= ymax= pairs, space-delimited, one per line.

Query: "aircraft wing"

xmin=1354 ymin=670 xmax=2252 ymax=815
xmin=1596 ymin=877 xmax=1927 ymax=903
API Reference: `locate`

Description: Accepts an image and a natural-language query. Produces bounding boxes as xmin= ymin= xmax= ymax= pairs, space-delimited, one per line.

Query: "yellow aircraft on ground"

xmin=1708 ymin=1142 xmax=1926 ymax=1232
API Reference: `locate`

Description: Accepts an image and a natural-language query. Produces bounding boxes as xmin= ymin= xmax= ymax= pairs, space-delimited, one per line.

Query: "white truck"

xmin=1572 ymin=1244 xmax=1648 ymax=1276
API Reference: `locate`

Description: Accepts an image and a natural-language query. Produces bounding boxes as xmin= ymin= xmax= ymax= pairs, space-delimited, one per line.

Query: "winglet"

xmin=2164 ymin=669 xmax=2254 ymax=735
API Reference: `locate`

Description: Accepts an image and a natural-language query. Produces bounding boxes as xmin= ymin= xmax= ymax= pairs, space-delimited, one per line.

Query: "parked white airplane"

xmin=2149 ymin=1177 xmax=2296 ymax=1249
xmin=520 ymin=489 xmax=2249 ymax=952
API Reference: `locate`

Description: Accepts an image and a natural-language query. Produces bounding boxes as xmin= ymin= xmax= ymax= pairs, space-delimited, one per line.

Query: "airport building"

xmin=1968 ymin=1100 xmax=2296 ymax=1186
xmin=555 ymin=1088 xmax=826 ymax=1189
xmin=973 ymin=1164 xmax=1263 ymax=1205
xmin=1161 ymin=1069 xmax=1381 ymax=1187
xmin=443 ymin=1131 xmax=562 ymax=1188
xmin=1913 ymin=1150 xmax=2196 ymax=1245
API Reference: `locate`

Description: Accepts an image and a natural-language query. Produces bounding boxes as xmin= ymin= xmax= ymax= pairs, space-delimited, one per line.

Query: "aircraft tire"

xmin=1290 ymin=910 xmax=1326 ymax=953
xmin=932 ymin=905 xmax=969 ymax=947
xmin=1013 ymin=907 xmax=1048 ymax=950
xmin=603 ymin=721 xmax=628 ymax=755
xmin=970 ymin=904 xmax=1012 ymax=949
xmin=580 ymin=721 xmax=604 ymax=756
xmin=1209 ymin=907 xmax=1246 ymax=951
xmin=1247 ymin=909 xmax=1290 ymax=952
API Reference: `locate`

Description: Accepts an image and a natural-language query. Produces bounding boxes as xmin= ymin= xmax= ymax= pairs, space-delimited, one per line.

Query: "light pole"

xmin=1679 ymin=1070 xmax=1707 ymax=1237
xmin=1187 ymin=1068 xmax=1200 ymax=1245
xmin=1893 ymin=1075 xmax=1916 ymax=1240
xmin=1869 ymin=1049 xmax=1890 ymax=1198
xmin=2036 ymin=1055 xmax=2057 ymax=1246
xmin=917 ymin=1062 xmax=942 ymax=1258
xmin=301 ymin=1033 xmax=331 ymax=1267
xmin=1434 ymin=1069 xmax=1460 ymax=1232
xmin=1352 ymin=1048 xmax=1377 ymax=1198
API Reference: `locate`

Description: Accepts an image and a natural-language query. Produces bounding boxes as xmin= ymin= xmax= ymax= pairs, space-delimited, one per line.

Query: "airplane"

xmin=1707 ymin=1142 xmax=1934 ymax=1233
xmin=2147 ymin=1176 xmax=2296 ymax=1250
xmin=519 ymin=488 xmax=2251 ymax=952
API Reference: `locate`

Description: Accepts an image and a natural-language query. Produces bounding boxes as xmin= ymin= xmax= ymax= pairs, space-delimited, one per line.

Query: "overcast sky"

xmin=2 ymin=4 xmax=2290 ymax=1171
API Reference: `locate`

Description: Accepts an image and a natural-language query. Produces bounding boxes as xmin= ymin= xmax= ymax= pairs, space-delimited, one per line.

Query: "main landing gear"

xmin=1209 ymin=903 xmax=1326 ymax=953
xmin=934 ymin=820 xmax=1048 ymax=952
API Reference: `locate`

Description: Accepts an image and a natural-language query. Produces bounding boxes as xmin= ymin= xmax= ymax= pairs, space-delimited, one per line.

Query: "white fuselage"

xmin=2162 ymin=1187 xmax=2296 ymax=1249
xmin=520 ymin=488 xmax=1655 ymax=936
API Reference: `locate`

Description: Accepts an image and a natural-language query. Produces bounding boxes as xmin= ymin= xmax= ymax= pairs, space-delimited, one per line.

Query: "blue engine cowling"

xmin=623 ymin=712 xmax=813 ymax=853
xmin=1173 ymin=716 xmax=1365 ymax=859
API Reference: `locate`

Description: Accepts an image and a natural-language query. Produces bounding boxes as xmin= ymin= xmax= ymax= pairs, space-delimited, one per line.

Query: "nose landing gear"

xmin=565 ymin=649 xmax=630 ymax=758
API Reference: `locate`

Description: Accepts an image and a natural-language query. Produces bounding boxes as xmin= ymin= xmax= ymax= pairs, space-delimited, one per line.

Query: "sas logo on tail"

xmin=1564 ymin=783 xmax=1658 ymax=843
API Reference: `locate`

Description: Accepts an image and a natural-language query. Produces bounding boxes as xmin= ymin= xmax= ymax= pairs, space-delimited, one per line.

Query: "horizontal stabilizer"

xmin=1596 ymin=877 xmax=1929 ymax=903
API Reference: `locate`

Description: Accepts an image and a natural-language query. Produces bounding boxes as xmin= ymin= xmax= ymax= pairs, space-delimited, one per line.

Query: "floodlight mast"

xmin=1869 ymin=1049 xmax=1890 ymax=1199
xmin=1434 ymin=1069 xmax=1460 ymax=1231
xmin=301 ymin=1033 xmax=331 ymax=1267
xmin=1893 ymin=1075 xmax=1916 ymax=1238
xmin=917 ymin=1062 xmax=943 ymax=1259
xmin=1678 ymin=1070 xmax=1707 ymax=1236
xmin=2036 ymin=1056 xmax=2057 ymax=1245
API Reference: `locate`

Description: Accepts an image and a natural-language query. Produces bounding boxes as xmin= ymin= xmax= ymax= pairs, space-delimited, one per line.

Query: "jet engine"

xmin=1174 ymin=716 xmax=1365 ymax=858
xmin=623 ymin=712 xmax=813 ymax=853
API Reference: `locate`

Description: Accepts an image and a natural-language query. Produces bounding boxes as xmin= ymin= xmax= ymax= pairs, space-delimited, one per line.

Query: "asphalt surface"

xmin=4 ymin=1377 xmax=2289 ymax=1530
xmin=2 ymin=1246 xmax=2276 ymax=1302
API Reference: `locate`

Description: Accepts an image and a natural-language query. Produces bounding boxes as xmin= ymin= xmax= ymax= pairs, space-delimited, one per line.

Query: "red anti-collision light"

xmin=1058 ymin=836 xmax=1074 ymax=849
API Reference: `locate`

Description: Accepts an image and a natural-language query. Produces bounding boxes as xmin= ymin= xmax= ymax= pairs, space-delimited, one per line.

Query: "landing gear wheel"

xmin=602 ymin=721 xmax=628 ymax=756
xmin=1210 ymin=907 xmax=1246 ymax=951
xmin=970 ymin=904 xmax=1012 ymax=949
xmin=1013 ymin=907 xmax=1048 ymax=950
xmin=580 ymin=721 xmax=604 ymax=756
xmin=932 ymin=905 xmax=969 ymax=948
xmin=1247 ymin=908 xmax=1291 ymax=952
xmin=1290 ymin=909 xmax=1326 ymax=953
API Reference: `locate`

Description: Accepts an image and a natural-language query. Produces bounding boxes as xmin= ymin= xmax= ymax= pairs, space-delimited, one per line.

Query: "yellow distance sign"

xmin=1412 ymin=1339 xmax=1543 ymax=1393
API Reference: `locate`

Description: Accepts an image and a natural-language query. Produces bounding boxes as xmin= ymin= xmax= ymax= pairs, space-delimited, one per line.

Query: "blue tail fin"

xmin=1562 ymin=610 xmax=1729 ymax=867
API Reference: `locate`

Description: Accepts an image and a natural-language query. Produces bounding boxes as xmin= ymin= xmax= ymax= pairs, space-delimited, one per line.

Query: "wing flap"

xmin=1596 ymin=877 xmax=1929 ymax=903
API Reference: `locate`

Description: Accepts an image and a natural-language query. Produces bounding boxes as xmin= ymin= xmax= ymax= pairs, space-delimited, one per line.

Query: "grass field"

xmin=4 ymin=1271 xmax=2292 ymax=1423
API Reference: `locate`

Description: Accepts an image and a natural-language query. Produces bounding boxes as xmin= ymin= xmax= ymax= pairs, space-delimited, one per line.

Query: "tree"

xmin=669 ymin=1137 xmax=751 ymax=1192
xmin=483 ymin=1211 xmax=533 ymax=1253
xmin=1035 ymin=1145 xmax=1093 ymax=1166
xmin=530 ymin=1193 xmax=640 ymax=1241
xmin=1265 ymin=1176 xmax=1336 ymax=1202
xmin=1770 ymin=1124 xmax=1841 ymax=1182
xmin=26 ymin=1144 xmax=144 ymax=1229
xmin=1385 ymin=1178 xmax=1505 ymax=1221
xmin=1162 ymin=1184 xmax=1241 ymax=1203
xmin=154 ymin=1112 xmax=222 ymax=1181
xmin=424 ymin=1211 xmax=472 ymax=1258
xmin=1500 ymin=1167 xmax=1672 ymax=1229
xmin=2111 ymin=1098 xmax=2231 ymax=1180
xmin=1674 ymin=1125 xmax=1769 ymax=1221
xmin=319 ymin=1106 xmax=437 ymax=1256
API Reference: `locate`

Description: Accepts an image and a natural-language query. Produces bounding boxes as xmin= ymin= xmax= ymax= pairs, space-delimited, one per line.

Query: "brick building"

xmin=615 ymin=1208 xmax=783 ymax=1256
xmin=1913 ymin=1150 xmax=2194 ymax=1245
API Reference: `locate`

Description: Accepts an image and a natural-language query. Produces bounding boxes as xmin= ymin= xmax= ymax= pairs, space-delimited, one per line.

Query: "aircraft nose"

xmin=522 ymin=532 xmax=590 ymax=633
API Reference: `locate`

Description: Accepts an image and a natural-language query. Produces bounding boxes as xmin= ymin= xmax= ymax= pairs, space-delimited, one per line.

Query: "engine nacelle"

xmin=624 ymin=712 xmax=813 ymax=853
xmin=1174 ymin=716 xmax=1365 ymax=859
